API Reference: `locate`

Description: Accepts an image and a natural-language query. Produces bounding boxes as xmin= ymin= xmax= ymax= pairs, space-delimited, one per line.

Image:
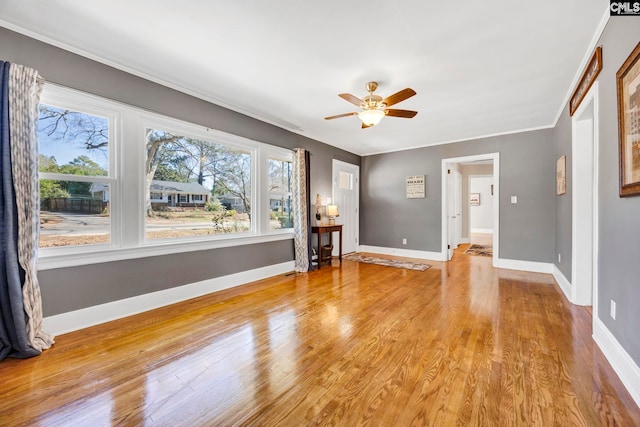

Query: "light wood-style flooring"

xmin=1 ymin=245 xmax=639 ymax=426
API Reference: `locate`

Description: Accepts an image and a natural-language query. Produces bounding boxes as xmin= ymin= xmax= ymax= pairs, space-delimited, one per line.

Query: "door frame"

xmin=571 ymin=82 xmax=599 ymax=311
xmin=332 ymin=159 xmax=360 ymax=254
xmin=446 ymin=169 xmax=462 ymax=259
xmin=441 ymin=153 xmax=500 ymax=266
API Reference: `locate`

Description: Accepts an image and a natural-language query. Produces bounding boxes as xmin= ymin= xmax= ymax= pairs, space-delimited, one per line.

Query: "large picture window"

xmin=144 ymin=128 xmax=253 ymax=240
xmin=37 ymin=85 xmax=293 ymax=268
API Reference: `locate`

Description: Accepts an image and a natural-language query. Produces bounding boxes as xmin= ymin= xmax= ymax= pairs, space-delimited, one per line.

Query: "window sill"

xmin=37 ymin=231 xmax=294 ymax=270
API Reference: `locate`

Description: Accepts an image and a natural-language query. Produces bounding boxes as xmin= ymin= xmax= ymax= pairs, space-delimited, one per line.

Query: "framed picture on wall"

xmin=557 ymin=155 xmax=566 ymax=195
xmin=469 ymin=193 xmax=480 ymax=206
xmin=570 ymin=46 xmax=602 ymax=116
xmin=617 ymin=42 xmax=640 ymax=197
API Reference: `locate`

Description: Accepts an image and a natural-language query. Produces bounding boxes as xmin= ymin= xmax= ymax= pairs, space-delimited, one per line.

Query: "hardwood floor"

xmin=1 ymin=246 xmax=639 ymax=426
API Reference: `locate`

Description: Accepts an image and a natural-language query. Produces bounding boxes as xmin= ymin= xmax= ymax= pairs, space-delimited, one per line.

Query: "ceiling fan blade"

xmin=338 ymin=93 xmax=364 ymax=107
xmin=385 ymin=109 xmax=418 ymax=118
xmin=324 ymin=112 xmax=358 ymax=120
xmin=382 ymin=88 xmax=416 ymax=107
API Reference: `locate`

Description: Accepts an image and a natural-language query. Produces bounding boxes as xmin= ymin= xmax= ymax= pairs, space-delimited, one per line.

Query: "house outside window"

xmin=144 ymin=127 xmax=253 ymax=240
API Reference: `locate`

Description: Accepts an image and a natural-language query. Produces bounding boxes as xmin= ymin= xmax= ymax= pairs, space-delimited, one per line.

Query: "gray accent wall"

xmin=553 ymin=103 xmax=573 ymax=280
xmin=0 ymin=27 xmax=360 ymax=316
xmin=39 ymin=241 xmax=293 ymax=315
xmin=361 ymin=129 xmax=556 ymax=262
xmin=554 ymin=17 xmax=640 ymax=365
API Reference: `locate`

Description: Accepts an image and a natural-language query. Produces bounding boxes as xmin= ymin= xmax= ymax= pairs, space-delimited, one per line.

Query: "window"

xmin=37 ymin=100 xmax=116 ymax=249
xmin=268 ymin=157 xmax=293 ymax=230
xmin=37 ymin=85 xmax=293 ymax=268
xmin=339 ymin=171 xmax=353 ymax=190
xmin=144 ymin=127 xmax=253 ymax=241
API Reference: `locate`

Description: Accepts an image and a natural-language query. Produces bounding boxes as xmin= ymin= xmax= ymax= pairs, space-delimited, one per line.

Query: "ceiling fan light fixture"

xmin=358 ymin=109 xmax=385 ymax=126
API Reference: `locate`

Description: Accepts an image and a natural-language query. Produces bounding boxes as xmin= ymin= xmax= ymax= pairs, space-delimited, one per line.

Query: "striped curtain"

xmin=0 ymin=61 xmax=54 ymax=361
xmin=292 ymin=148 xmax=313 ymax=272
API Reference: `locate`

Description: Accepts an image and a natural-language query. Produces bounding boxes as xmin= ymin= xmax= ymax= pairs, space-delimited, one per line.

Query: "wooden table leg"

xmin=316 ymin=231 xmax=322 ymax=269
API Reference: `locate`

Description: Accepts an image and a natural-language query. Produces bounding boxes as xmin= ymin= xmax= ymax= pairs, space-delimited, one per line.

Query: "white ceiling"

xmin=0 ymin=1 xmax=607 ymax=156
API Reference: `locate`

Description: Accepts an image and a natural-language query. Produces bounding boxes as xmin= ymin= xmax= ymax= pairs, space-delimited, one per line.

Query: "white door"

xmin=447 ymin=169 xmax=461 ymax=259
xmin=332 ymin=160 xmax=359 ymax=254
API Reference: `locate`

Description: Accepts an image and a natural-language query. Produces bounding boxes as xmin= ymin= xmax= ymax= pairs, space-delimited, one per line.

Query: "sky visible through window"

xmin=37 ymin=104 xmax=109 ymax=171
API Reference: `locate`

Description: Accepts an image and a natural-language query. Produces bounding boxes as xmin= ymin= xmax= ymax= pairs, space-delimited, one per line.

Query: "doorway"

xmin=442 ymin=153 xmax=500 ymax=266
xmin=571 ymin=82 xmax=599 ymax=310
xmin=332 ymin=159 xmax=360 ymax=254
xmin=469 ymin=174 xmax=494 ymax=245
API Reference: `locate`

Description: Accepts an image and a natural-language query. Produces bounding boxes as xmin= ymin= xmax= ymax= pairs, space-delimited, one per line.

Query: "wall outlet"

xmin=511 ymin=196 xmax=518 ymax=204
xmin=558 ymin=253 xmax=561 ymax=263
xmin=610 ymin=300 xmax=616 ymax=320
xmin=402 ymin=238 xmax=407 ymax=245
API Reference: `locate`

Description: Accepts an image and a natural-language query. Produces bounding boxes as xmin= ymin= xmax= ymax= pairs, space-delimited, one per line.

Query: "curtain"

xmin=292 ymin=148 xmax=313 ymax=272
xmin=0 ymin=61 xmax=54 ymax=361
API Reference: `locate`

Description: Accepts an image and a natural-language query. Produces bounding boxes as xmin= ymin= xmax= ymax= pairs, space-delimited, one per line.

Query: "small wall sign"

xmin=406 ymin=175 xmax=425 ymax=198
xmin=570 ymin=46 xmax=602 ymax=116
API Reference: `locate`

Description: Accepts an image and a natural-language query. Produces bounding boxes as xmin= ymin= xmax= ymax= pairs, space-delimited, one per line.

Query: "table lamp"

xmin=326 ymin=204 xmax=339 ymax=225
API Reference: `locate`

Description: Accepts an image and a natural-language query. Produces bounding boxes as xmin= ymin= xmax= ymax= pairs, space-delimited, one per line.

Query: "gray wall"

xmin=553 ymin=103 xmax=573 ymax=280
xmin=554 ymin=17 xmax=640 ymax=364
xmin=361 ymin=129 xmax=556 ymax=262
xmin=0 ymin=27 xmax=360 ymax=316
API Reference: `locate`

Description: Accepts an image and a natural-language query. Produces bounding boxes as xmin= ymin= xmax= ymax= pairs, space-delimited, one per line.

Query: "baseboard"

xmin=43 ymin=261 xmax=295 ymax=335
xmin=460 ymin=238 xmax=470 ymax=244
xmin=552 ymin=265 xmax=572 ymax=301
xmin=495 ymin=258 xmax=554 ymax=274
xmin=593 ymin=317 xmax=640 ymax=408
xmin=358 ymin=245 xmax=447 ymax=262
xmin=470 ymin=228 xmax=493 ymax=234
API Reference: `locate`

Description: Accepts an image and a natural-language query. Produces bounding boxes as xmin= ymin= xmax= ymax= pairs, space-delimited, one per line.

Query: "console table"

xmin=311 ymin=224 xmax=342 ymax=269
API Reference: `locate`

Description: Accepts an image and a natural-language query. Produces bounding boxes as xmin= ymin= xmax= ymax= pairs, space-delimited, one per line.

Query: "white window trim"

xmin=37 ymin=84 xmax=293 ymax=270
xmin=38 ymin=85 xmax=121 ymax=255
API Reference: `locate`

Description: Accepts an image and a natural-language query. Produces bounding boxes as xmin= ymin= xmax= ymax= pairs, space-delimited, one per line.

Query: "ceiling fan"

xmin=324 ymin=81 xmax=417 ymax=128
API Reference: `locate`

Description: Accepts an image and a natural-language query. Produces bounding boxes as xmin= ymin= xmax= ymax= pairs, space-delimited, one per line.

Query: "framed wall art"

xmin=406 ymin=175 xmax=426 ymax=198
xmin=469 ymin=193 xmax=480 ymax=206
xmin=617 ymin=42 xmax=640 ymax=197
xmin=556 ymin=155 xmax=566 ymax=195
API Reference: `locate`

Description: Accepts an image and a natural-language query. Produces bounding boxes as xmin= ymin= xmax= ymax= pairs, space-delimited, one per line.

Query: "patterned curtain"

xmin=292 ymin=148 xmax=313 ymax=272
xmin=0 ymin=61 xmax=54 ymax=362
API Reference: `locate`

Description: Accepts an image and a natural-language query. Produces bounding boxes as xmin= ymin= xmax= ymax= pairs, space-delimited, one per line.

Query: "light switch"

xmin=511 ymin=196 xmax=517 ymax=204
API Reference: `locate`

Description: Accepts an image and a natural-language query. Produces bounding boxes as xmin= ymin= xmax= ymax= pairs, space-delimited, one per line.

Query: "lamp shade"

xmin=358 ymin=109 xmax=385 ymax=126
xmin=326 ymin=205 xmax=339 ymax=217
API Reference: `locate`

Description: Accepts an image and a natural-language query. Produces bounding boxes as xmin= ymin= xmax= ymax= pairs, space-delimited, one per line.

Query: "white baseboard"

xmin=552 ymin=265 xmax=572 ymax=301
xmin=593 ymin=317 xmax=640 ymax=408
xmin=470 ymin=228 xmax=493 ymax=234
xmin=495 ymin=258 xmax=554 ymax=274
xmin=43 ymin=261 xmax=295 ymax=335
xmin=460 ymin=238 xmax=471 ymax=244
xmin=358 ymin=245 xmax=447 ymax=262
